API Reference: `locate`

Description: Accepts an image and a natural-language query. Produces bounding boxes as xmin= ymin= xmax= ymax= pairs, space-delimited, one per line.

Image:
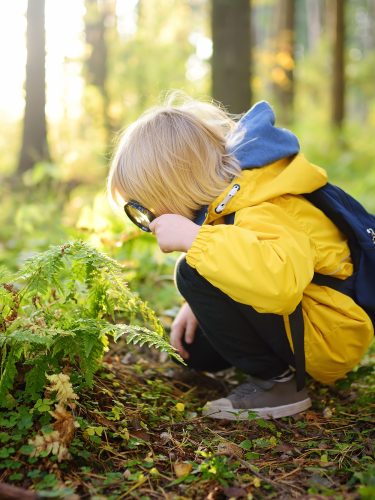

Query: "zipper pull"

xmin=215 ymin=184 xmax=240 ymax=214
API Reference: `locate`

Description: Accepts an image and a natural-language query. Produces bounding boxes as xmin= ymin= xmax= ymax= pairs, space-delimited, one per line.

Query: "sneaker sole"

xmin=202 ymin=397 xmax=312 ymax=420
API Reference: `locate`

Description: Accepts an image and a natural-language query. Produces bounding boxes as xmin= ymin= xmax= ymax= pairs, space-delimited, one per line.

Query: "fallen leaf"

xmin=131 ymin=430 xmax=151 ymax=442
xmin=174 ymin=462 xmax=192 ymax=477
xmin=222 ymin=486 xmax=248 ymax=498
xmin=216 ymin=441 xmax=243 ymax=458
xmin=303 ymin=411 xmax=320 ymax=422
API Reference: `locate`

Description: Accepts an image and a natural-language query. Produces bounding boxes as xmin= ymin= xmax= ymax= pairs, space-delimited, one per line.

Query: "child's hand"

xmin=170 ymin=302 xmax=198 ymax=359
xmin=149 ymin=214 xmax=200 ymax=253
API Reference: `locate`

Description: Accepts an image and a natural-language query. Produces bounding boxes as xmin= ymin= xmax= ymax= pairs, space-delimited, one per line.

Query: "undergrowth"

xmin=0 ymin=241 xmax=373 ymax=498
xmin=0 ymin=240 xmax=181 ymax=408
xmin=0 ymin=345 xmax=373 ymax=499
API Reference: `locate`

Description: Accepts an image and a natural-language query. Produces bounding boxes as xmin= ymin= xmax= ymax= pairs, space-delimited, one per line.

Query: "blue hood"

xmin=194 ymin=101 xmax=300 ymax=224
xmin=227 ymin=101 xmax=300 ymax=169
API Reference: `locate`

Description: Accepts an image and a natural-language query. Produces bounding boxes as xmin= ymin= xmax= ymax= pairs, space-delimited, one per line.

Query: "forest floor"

xmin=0 ymin=338 xmax=374 ymax=500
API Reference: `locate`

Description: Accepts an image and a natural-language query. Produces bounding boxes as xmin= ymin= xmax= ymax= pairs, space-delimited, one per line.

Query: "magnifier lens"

xmin=124 ymin=201 xmax=155 ymax=232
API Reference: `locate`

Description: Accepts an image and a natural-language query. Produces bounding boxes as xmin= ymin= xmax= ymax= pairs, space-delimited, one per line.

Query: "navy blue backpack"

xmin=305 ymin=183 xmax=375 ymax=323
xmin=225 ymin=182 xmax=375 ymax=389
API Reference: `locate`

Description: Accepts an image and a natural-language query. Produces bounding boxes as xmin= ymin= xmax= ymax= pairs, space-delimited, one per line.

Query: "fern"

xmin=0 ymin=346 xmax=19 ymax=405
xmin=24 ymin=357 xmax=49 ymax=400
xmin=0 ymin=241 xmax=172 ymax=405
xmin=18 ymin=245 xmax=65 ymax=295
xmin=120 ymin=325 xmax=182 ymax=363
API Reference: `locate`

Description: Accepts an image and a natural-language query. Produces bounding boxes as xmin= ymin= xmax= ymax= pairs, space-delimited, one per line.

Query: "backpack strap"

xmin=288 ymin=303 xmax=306 ymax=391
xmin=224 ymin=212 xmax=236 ymax=225
xmin=312 ymin=272 xmax=355 ymax=297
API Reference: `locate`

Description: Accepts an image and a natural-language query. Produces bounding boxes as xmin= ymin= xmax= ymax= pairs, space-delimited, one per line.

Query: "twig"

xmin=0 ymin=482 xmax=38 ymax=500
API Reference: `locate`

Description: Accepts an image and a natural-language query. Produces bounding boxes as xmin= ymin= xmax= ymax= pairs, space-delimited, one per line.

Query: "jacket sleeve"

xmin=185 ymin=201 xmax=316 ymax=315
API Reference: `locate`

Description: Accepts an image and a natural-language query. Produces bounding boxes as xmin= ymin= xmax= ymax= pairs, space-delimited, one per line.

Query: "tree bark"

xmin=331 ymin=0 xmax=345 ymax=127
xmin=18 ymin=0 xmax=50 ymax=175
xmin=306 ymin=0 xmax=321 ymax=50
xmin=211 ymin=0 xmax=251 ymax=113
xmin=84 ymin=0 xmax=115 ymax=142
xmin=273 ymin=0 xmax=295 ymax=124
xmin=85 ymin=0 xmax=109 ymax=92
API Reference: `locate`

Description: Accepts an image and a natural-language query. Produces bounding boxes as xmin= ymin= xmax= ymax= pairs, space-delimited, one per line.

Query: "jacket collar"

xmin=199 ymin=154 xmax=328 ymax=225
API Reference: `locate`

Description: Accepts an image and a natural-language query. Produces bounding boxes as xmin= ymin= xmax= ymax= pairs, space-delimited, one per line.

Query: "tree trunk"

xmin=331 ymin=0 xmax=345 ymax=127
xmin=306 ymin=0 xmax=321 ymax=50
xmin=211 ymin=0 xmax=251 ymax=113
xmin=85 ymin=0 xmax=109 ymax=92
xmin=84 ymin=0 xmax=115 ymax=142
xmin=18 ymin=0 xmax=50 ymax=175
xmin=273 ymin=0 xmax=295 ymax=124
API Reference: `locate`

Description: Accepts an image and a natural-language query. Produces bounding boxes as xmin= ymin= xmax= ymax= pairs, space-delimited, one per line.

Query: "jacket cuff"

xmin=186 ymin=225 xmax=215 ymax=268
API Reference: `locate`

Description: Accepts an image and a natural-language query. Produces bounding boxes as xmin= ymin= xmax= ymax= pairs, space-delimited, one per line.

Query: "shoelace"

xmin=272 ymin=368 xmax=294 ymax=383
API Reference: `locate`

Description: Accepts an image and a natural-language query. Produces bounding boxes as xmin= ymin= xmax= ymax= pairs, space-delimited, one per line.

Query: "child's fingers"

xmin=148 ymin=219 xmax=157 ymax=233
xmin=184 ymin=320 xmax=196 ymax=344
xmin=170 ymin=322 xmax=189 ymax=359
xmin=175 ymin=338 xmax=189 ymax=359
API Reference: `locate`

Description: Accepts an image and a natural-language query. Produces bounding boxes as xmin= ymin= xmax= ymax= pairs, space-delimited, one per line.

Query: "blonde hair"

xmin=107 ymin=93 xmax=242 ymax=220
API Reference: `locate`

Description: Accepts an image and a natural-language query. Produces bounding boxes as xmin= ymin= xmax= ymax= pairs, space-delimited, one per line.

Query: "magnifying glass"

xmin=124 ymin=200 xmax=156 ymax=232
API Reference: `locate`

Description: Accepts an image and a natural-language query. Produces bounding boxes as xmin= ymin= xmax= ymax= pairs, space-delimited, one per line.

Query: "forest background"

xmin=2 ymin=0 xmax=375 ymax=272
xmin=0 ymin=1 xmax=374 ymax=499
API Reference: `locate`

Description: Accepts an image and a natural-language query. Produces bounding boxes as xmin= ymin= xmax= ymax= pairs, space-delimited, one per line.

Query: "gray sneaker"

xmin=202 ymin=373 xmax=311 ymax=420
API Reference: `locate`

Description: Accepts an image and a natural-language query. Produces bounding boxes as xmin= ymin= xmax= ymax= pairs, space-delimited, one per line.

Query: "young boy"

xmin=108 ymin=95 xmax=373 ymax=419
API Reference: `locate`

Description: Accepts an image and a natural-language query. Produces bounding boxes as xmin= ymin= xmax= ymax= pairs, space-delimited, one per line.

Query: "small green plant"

xmin=0 ymin=241 xmax=181 ymax=407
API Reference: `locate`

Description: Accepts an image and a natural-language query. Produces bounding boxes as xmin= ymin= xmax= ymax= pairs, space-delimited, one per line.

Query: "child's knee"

xmin=175 ymin=256 xmax=197 ymax=295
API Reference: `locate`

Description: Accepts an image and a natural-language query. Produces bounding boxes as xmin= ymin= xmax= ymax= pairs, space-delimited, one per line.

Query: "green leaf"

xmin=19 ymin=444 xmax=36 ymax=455
xmin=240 ymin=439 xmax=252 ymax=450
xmin=0 ymin=447 xmax=15 ymax=458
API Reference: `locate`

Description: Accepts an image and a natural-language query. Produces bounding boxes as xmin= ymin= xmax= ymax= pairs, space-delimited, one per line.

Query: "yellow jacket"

xmin=185 ymin=154 xmax=373 ymax=384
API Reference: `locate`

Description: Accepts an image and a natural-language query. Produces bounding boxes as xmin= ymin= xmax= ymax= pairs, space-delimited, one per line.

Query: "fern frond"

xmin=0 ymin=346 xmax=19 ymax=406
xmin=0 ymin=240 xmax=177 ymax=400
xmin=46 ymin=373 xmax=79 ymax=403
xmin=18 ymin=245 xmax=65 ymax=296
xmin=116 ymin=324 xmax=183 ymax=363
xmin=0 ymin=266 xmax=11 ymax=283
xmin=5 ymin=328 xmax=59 ymax=348
xmin=0 ymin=289 xmax=13 ymax=324
xmin=24 ymin=357 xmax=49 ymax=399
